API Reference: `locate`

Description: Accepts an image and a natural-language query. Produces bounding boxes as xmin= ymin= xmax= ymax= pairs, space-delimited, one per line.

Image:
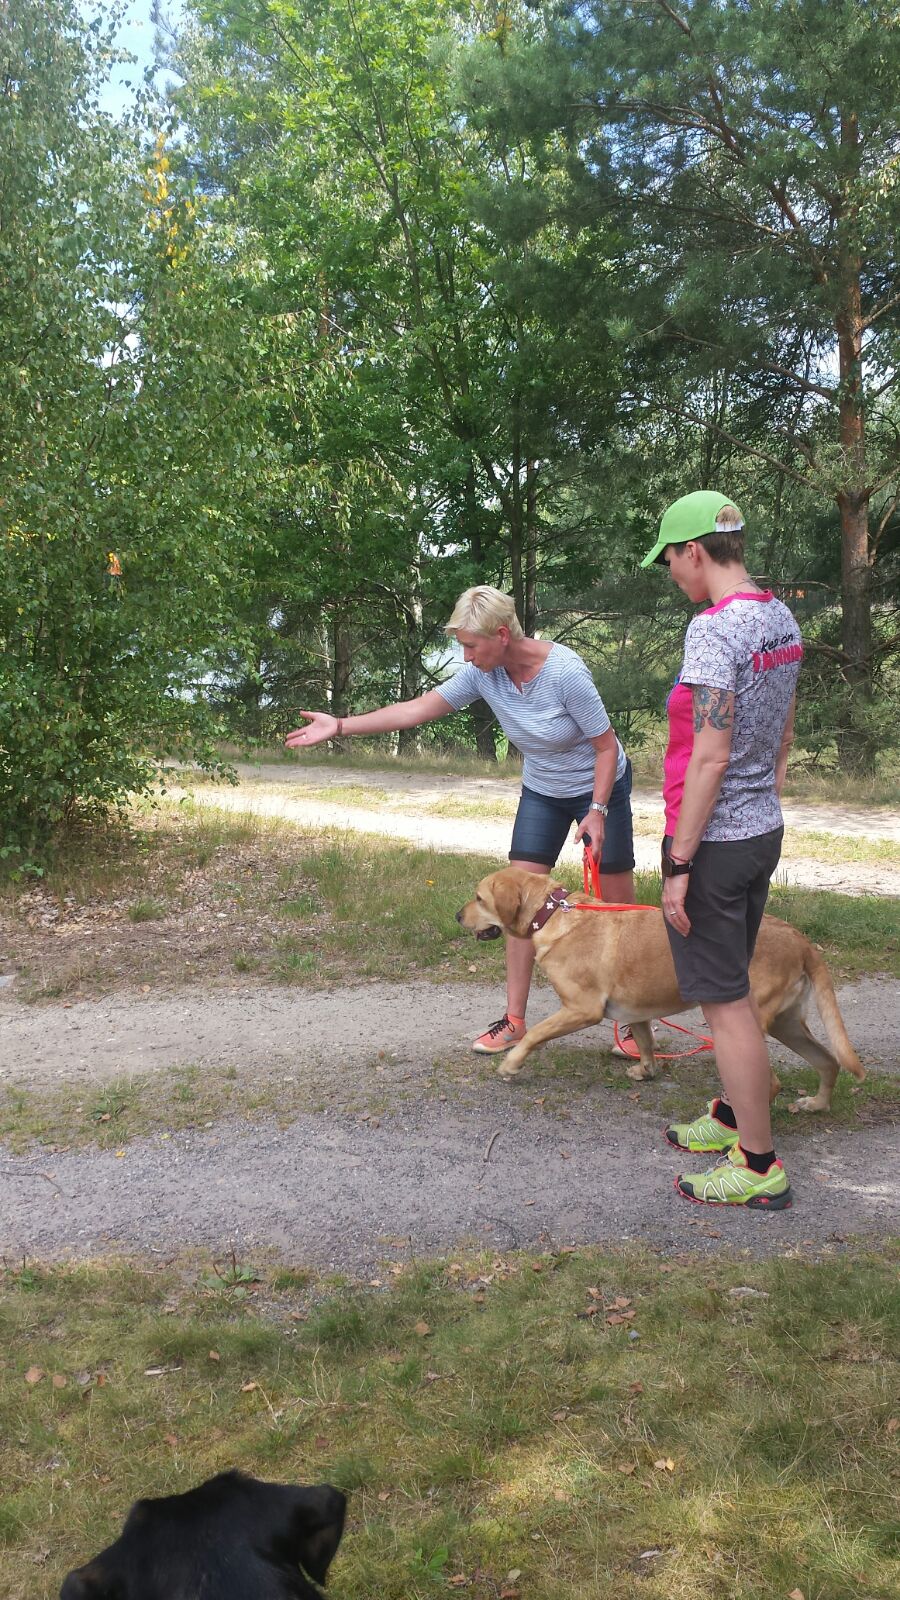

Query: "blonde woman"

xmin=286 ymin=586 xmax=635 ymax=1051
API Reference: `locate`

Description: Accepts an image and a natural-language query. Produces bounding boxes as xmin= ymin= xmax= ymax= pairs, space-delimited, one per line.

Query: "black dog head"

xmin=60 ymin=1470 xmax=346 ymax=1600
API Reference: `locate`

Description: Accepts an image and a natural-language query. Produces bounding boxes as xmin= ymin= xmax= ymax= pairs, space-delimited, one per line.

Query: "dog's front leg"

xmin=496 ymin=1004 xmax=605 ymax=1080
xmin=622 ymin=1019 xmax=657 ymax=1082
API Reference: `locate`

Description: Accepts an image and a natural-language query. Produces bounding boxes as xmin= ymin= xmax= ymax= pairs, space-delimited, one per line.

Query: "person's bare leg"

xmin=701 ymin=995 xmax=773 ymax=1153
xmin=599 ymin=869 xmax=635 ymax=904
xmin=715 ymin=992 xmax=768 ymax=1110
xmin=506 ymin=859 xmax=548 ymax=1018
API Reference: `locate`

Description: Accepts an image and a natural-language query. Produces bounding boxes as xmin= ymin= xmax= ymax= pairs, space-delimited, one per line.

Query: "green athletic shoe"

xmin=675 ymin=1144 xmax=793 ymax=1209
xmin=664 ymin=1098 xmax=740 ymax=1154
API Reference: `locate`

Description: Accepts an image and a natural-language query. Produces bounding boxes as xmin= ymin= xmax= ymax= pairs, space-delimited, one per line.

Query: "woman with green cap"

xmin=642 ymin=491 xmax=802 ymax=1208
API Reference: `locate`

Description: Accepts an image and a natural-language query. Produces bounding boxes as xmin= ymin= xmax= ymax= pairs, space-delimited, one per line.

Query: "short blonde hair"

xmin=444 ymin=585 xmax=524 ymax=640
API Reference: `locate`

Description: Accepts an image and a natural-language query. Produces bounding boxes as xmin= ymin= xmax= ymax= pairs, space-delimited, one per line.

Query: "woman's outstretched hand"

xmin=285 ymin=711 xmax=340 ymax=750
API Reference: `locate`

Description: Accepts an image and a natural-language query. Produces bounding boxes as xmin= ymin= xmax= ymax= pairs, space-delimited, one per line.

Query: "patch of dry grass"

xmin=1 ymin=1248 xmax=897 ymax=1599
xmin=0 ymin=802 xmax=895 ymax=1008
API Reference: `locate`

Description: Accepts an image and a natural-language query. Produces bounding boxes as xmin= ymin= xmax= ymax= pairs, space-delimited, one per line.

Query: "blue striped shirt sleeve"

xmin=434 ymin=661 xmax=483 ymax=711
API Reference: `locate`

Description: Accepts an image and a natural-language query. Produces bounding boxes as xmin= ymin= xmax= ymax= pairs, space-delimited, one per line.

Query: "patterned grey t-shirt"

xmin=679 ymin=592 xmax=802 ymax=842
xmin=436 ymin=642 xmax=626 ymax=798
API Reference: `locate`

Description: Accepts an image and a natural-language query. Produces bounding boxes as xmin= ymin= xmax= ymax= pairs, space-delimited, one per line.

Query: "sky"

xmin=94 ymin=0 xmax=185 ymax=119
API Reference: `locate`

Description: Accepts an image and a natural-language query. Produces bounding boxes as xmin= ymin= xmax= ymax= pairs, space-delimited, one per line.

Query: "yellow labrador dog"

xmin=457 ymin=867 xmax=864 ymax=1111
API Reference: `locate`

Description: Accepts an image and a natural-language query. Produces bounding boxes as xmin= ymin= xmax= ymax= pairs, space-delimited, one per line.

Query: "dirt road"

xmin=1 ymin=976 xmax=897 ymax=1270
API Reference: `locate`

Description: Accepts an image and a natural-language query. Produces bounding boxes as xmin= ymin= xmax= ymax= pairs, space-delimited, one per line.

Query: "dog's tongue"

xmin=475 ymin=926 xmax=502 ymax=941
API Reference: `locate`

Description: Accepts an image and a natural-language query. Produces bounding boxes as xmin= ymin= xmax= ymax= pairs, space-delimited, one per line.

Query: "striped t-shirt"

xmin=436 ymin=642 xmax=626 ymax=798
xmin=664 ymin=592 xmax=802 ymax=841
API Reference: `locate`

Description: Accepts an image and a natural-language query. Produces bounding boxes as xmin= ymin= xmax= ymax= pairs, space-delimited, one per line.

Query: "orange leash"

xmin=581 ymin=849 xmax=648 ymax=910
xmin=579 ymin=851 xmax=714 ymax=1062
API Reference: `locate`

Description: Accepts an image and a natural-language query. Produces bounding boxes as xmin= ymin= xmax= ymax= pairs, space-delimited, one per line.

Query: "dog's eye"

xmin=475 ymin=894 xmax=483 ymax=903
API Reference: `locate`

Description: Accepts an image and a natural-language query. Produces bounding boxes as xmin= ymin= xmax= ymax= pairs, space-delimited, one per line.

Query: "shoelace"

xmin=486 ymin=1015 xmax=513 ymax=1038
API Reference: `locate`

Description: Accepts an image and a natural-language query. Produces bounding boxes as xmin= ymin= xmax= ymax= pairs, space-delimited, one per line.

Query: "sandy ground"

xmin=178 ymin=763 xmax=900 ymax=897
xmin=1 ymin=976 xmax=897 ymax=1270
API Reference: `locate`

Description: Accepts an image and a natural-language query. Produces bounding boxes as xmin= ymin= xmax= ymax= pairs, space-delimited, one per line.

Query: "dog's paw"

xmin=789 ymin=1094 xmax=828 ymax=1113
xmin=496 ymin=1057 xmax=525 ymax=1080
xmin=626 ymin=1061 xmax=655 ymax=1082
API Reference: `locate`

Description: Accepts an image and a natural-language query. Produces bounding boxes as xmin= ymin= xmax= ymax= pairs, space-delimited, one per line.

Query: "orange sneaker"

xmin=611 ymin=1022 xmax=659 ymax=1059
xmin=472 ymin=1014 xmax=526 ymax=1054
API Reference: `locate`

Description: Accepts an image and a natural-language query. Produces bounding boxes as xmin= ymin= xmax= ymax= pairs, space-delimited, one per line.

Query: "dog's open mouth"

xmin=475 ymin=925 xmax=502 ymax=941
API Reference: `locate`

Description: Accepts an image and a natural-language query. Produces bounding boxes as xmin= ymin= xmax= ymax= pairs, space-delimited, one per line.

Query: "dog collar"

xmin=529 ymin=886 xmax=571 ymax=934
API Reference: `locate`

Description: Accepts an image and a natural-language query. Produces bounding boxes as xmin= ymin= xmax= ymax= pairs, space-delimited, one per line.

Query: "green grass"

xmin=629 ymin=813 xmax=899 ymax=868
xmin=778 ymin=829 xmax=898 ymax=869
xmin=127 ymin=898 xmax=166 ymax=923
xmin=1 ymin=803 xmax=896 ymax=1006
xmin=1 ymin=1248 xmax=897 ymax=1599
xmin=766 ymin=882 xmax=900 ymax=976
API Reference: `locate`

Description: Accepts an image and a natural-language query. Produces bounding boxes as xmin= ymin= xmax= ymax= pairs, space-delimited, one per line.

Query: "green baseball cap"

xmin=640 ymin=490 xmax=745 ymax=568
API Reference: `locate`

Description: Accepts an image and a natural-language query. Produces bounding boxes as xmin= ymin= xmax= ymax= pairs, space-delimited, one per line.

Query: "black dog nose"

xmin=455 ymin=908 xmax=463 ymax=923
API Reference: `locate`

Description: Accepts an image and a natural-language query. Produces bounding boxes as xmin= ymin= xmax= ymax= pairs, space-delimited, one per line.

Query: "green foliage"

xmin=2 ymin=0 xmax=896 ymax=806
xmin=0 ymin=0 xmax=270 ymax=847
xmin=465 ymin=0 xmax=900 ymax=764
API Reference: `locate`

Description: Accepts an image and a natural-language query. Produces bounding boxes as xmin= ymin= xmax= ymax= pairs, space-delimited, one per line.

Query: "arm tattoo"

xmin=692 ymin=686 xmax=734 ymax=733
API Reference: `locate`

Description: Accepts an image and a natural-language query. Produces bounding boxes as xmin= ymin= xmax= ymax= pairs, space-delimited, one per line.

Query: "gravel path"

xmin=2 ymin=767 xmax=896 ymax=1272
xmin=1 ymin=977 xmax=897 ymax=1270
xmin=179 ymin=763 xmax=900 ymax=897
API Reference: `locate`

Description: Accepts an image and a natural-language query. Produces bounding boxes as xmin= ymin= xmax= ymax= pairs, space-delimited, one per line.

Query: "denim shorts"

xmin=662 ymin=827 xmax=784 ymax=1004
xmin=509 ymin=760 xmax=634 ymax=872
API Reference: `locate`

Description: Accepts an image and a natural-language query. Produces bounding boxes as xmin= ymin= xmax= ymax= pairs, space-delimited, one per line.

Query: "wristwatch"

xmin=661 ymin=846 xmax=693 ymax=878
xmin=589 ymin=800 xmax=609 ymax=817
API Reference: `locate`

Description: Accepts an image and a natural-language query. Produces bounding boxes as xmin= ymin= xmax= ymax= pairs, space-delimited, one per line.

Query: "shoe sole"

xmin=674 ymin=1175 xmax=793 ymax=1210
xmin=471 ymin=1039 xmax=522 ymax=1055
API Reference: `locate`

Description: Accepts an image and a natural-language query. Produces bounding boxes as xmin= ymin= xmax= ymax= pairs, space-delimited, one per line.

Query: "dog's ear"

xmin=287 ymin=1485 xmax=347 ymax=1585
xmin=489 ymin=871 xmax=523 ymax=931
xmin=60 ymin=1563 xmax=124 ymax=1600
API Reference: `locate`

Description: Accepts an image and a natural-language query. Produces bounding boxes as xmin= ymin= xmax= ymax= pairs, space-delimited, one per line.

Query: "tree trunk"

xmin=397 ymin=585 xmax=423 ymax=756
xmin=525 ymin=458 xmax=538 ymax=635
xmin=508 ymin=404 xmax=525 ymax=627
xmin=469 ymin=699 xmax=497 ymax=762
xmin=330 ymin=613 xmax=351 ymax=752
xmin=835 ymin=108 xmax=874 ymax=773
xmin=465 ymin=463 xmax=498 ymax=761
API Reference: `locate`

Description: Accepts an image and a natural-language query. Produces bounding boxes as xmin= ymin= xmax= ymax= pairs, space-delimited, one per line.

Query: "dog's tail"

xmin=804 ymin=942 xmax=866 ymax=1082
